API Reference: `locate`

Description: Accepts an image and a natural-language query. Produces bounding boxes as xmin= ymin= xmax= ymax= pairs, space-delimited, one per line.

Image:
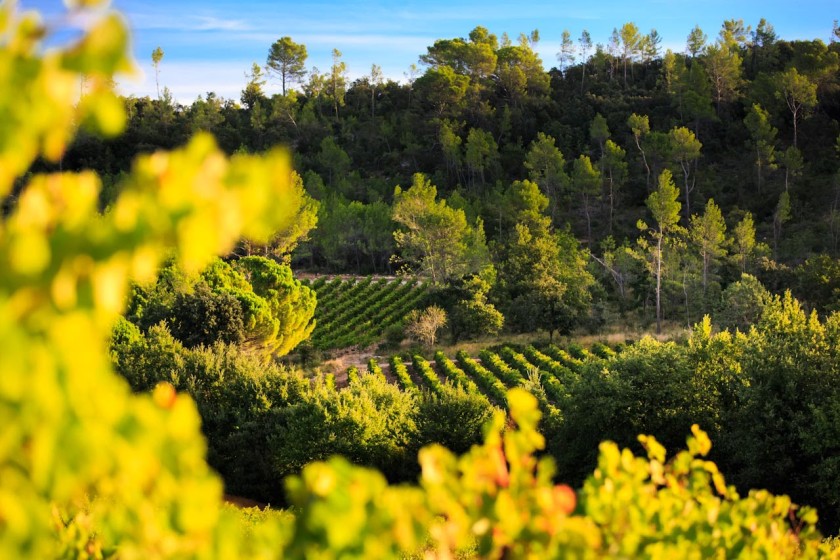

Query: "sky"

xmin=26 ymin=0 xmax=840 ymax=103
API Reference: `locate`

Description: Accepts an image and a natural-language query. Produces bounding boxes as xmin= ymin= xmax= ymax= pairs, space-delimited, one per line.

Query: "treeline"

xmin=43 ymin=18 xmax=840 ymax=327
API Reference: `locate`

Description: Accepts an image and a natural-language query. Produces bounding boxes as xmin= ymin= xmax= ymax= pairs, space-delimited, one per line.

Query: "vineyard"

xmin=345 ymin=341 xmax=623 ymax=410
xmin=303 ymin=276 xmax=428 ymax=349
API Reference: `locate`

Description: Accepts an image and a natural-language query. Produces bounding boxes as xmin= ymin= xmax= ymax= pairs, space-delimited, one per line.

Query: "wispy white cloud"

xmin=191 ymin=16 xmax=252 ymax=32
xmin=128 ymin=12 xmax=251 ymax=32
xmin=387 ymin=2 xmax=611 ymax=24
xmin=100 ymin=0 xmax=838 ymax=102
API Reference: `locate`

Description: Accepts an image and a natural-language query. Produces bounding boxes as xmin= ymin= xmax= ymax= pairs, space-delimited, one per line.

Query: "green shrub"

xmin=416 ymin=385 xmax=494 ymax=455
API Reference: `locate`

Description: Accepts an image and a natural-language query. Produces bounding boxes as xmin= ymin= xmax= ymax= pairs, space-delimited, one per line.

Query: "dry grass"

xmin=421 ymin=322 xmax=690 ymax=359
xmin=303 ymin=317 xmax=693 ymax=375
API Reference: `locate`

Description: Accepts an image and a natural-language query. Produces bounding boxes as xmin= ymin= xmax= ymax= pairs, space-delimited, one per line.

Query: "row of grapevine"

xmin=590 ymin=341 xmax=617 ymax=359
xmin=412 ymin=355 xmax=445 ymax=395
xmin=341 ymin=361 xmax=393 ymax=389
xmin=522 ymin=346 xmax=575 ymax=399
xmin=308 ymin=275 xmax=344 ymax=300
xmin=367 ymin=358 xmax=386 ymax=380
xmin=309 ymin=277 xmax=427 ymax=349
xmin=455 ymin=350 xmax=508 ymax=407
xmin=499 ymin=347 xmax=568 ymax=405
xmin=390 ymin=355 xmax=416 ymax=392
xmin=338 ymin=341 xmax=620 ymax=412
xmin=478 ymin=349 xmax=525 ymax=386
xmin=434 ymin=351 xmax=480 ymax=394
xmin=315 ymin=277 xmax=378 ymax=325
xmin=566 ymin=342 xmax=594 ymax=362
xmin=543 ymin=344 xmax=585 ymax=373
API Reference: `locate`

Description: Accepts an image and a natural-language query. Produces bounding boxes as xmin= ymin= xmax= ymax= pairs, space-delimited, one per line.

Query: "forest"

xmin=5 ymin=1 xmax=840 ymax=557
xmin=42 ymin=17 xmax=840 ymax=337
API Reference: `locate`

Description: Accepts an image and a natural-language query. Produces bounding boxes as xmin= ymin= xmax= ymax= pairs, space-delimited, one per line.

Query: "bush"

xmin=714 ymin=273 xmax=772 ymax=331
xmin=169 ymin=283 xmax=246 ymax=347
xmin=128 ymin=256 xmax=316 ymax=359
xmin=416 ymin=385 xmax=494 ymax=455
xmin=381 ymin=322 xmax=406 ymax=350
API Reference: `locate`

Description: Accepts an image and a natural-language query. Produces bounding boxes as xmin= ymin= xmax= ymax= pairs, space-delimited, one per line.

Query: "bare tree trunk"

xmin=607 ymin=169 xmax=615 ymax=235
xmin=580 ymin=63 xmax=587 ymax=93
xmin=681 ymin=160 xmax=692 ymax=222
xmin=634 ymin=136 xmax=651 ymax=190
xmin=655 ymin=235 xmax=663 ymax=334
xmin=623 ymin=56 xmax=628 ymax=87
xmin=590 ymin=251 xmax=626 ymax=299
xmin=583 ymin=194 xmax=592 ymax=247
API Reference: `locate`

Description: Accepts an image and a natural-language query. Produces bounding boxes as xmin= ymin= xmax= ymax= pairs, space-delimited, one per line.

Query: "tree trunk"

xmin=682 ymin=160 xmax=692 ymax=223
xmin=583 ymin=194 xmax=592 ymax=247
xmin=608 ymin=170 xmax=615 ymax=235
xmin=655 ymin=235 xmax=663 ymax=335
xmin=623 ymin=57 xmax=628 ymax=87
xmin=580 ymin=63 xmax=587 ymax=93
xmin=634 ymin=136 xmax=651 ymax=190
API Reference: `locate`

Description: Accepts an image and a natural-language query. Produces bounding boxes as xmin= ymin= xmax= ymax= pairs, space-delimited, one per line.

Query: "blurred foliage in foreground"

xmin=0 ymin=1 xmax=837 ymax=557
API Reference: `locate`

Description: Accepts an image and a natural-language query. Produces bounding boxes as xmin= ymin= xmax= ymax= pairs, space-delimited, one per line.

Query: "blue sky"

xmin=27 ymin=0 xmax=839 ymax=103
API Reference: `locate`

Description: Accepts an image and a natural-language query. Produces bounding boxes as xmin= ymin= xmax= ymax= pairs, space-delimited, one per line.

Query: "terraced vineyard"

xmin=304 ymin=276 xmax=428 ymax=350
xmin=343 ymin=343 xmax=623 ymax=410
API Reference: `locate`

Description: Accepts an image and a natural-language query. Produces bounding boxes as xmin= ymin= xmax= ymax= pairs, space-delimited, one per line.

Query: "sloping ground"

xmin=347 ymin=342 xmax=621 ymax=409
xmin=303 ymin=276 xmax=427 ymax=350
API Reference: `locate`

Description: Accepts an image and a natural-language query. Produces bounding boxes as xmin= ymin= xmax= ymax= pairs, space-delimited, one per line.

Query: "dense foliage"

xmin=114 ymin=280 xmax=840 ymax=535
xmin=127 ymin=256 xmax=316 ymax=357
xmin=6 ymin=2 xmax=840 ymax=557
xmin=0 ymin=2 xmax=306 ymax=555
xmin=47 ymin=13 xmax=840 ymax=328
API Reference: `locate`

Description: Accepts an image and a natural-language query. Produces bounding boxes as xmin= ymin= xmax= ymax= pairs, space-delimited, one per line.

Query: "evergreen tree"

xmin=732 ymin=212 xmax=757 ymax=273
xmin=151 ymin=46 xmax=164 ymax=99
xmin=524 ymin=132 xmax=568 ymax=222
xmin=773 ymin=190 xmax=791 ymax=259
xmin=668 ymin=126 xmax=702 ymax=221
xmin=571 ymin=154 xmax=601 ymax=244
xmin=601 ymin=139 xmax=628 ymax=235
xmin=496 ymin=180 xmax=594 ymax=340
xmin=690 ymin=199 xmax=727 ymax=296
xmin=776 ymin=67 xmax=817 ymax=148
xmin=392 ymin=174 xmax=490 ymax=284
xmin=627 ymin=113 xmax=652 ymax=189
xmin=266 ymin=36 xmax=308 ymax=96
xmin=638 ymin=170 xmax=683 ymax=334
xmin=743 ymin=104 xmax=778 ymax=193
